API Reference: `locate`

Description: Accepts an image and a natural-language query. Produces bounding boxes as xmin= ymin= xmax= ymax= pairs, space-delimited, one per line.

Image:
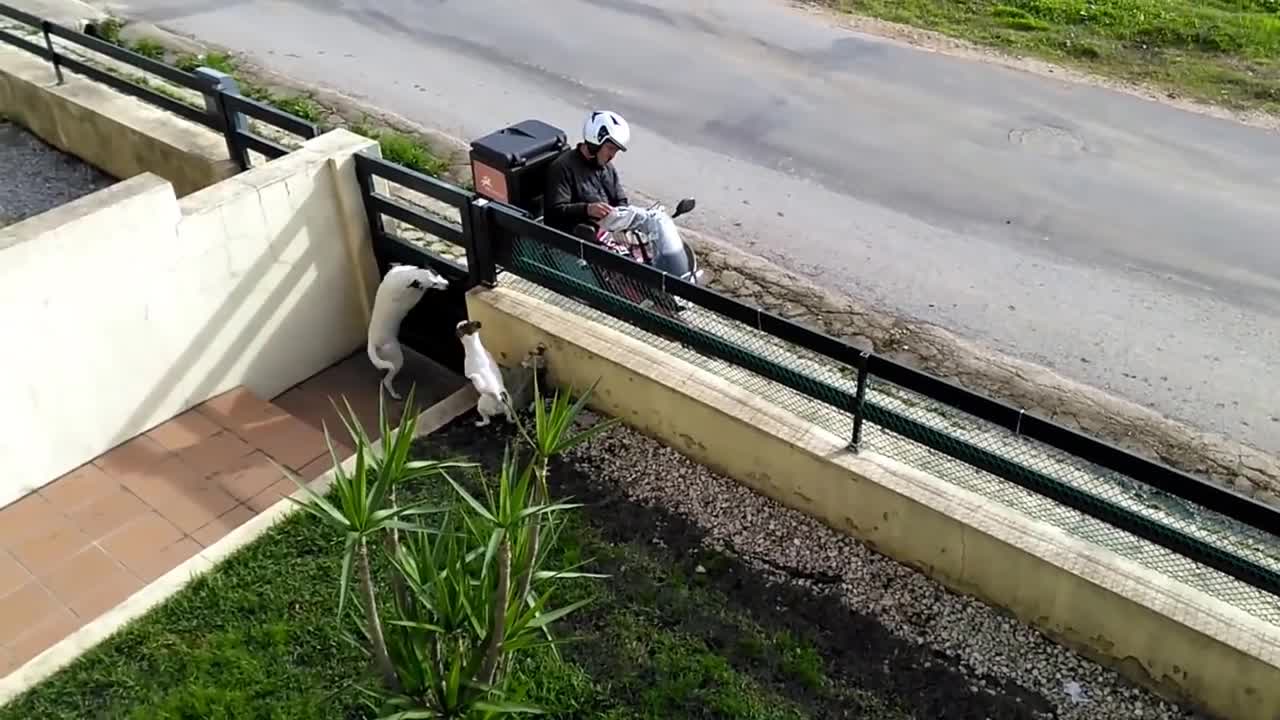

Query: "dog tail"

xmin=367 ymin=341 xmax=395 ymax=372
xmin=499 ymin=390 xmax=516 ymax=421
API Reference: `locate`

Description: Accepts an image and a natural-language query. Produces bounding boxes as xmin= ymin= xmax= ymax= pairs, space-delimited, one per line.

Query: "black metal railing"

xmin=218 ymin=92 xmax=319 ymax=167
xmin=472 ymin=201 xmax=1280 ymax=605
xmin=353 ymin=151 xmax=479 ymax=372
xmin=0 ymin=3 xmax=317 ymax=169
xmin=354 ymin=152 xmax=474 ymax=283
xmin=482 ymin=204 xmax=1278 ymax=533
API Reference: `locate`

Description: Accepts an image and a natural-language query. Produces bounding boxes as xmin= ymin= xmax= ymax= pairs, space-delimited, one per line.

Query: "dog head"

xmin=455 ymin=319 xmax=483 ymax=339
xmin=520 ymin=343 xmax=548 ymax=369
xmin=388 ymin=263 xmax=450 ymax=293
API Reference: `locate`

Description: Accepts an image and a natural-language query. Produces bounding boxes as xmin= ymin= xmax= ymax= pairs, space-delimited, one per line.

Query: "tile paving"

xmin=0 ymin=350 xmax=461 ymax=679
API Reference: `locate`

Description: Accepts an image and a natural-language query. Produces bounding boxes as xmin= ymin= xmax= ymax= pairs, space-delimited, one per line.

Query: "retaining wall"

xmin=0 ymin=128 xmax=382 ymax=509
xmin=0 ymin=43 xmax=235 ymax=196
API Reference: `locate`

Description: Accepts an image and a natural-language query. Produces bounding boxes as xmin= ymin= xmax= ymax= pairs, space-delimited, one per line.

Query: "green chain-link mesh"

xmin=504 ymin=235 xmax=1280 ymax=624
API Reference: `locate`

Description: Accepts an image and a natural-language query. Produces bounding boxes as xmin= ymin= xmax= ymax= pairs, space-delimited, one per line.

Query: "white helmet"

xmin=583 ymin=110 xmax=630 ymax=151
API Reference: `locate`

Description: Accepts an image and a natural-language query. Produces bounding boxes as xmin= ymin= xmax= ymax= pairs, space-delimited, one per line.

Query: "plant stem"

xmin=516 ymin=525 xmax=539 ymax=604
xmin=514 ymin=459 xmax=549 ymax=603
xmin=477 ymin=538 xmax=510 ymax=687
xmin=387 ymin=486 xmax=410 ymax=611
xmin=429 ymin=634 xmax=446 ymax=707
xmin=357 ymin=540 xmax=400 ymax=693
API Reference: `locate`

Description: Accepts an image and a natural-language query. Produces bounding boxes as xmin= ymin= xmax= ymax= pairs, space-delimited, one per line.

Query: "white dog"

xmin=456 ymin=320 xmax=514 ymax=427
xmin=367 ymin=264 xmax=450 ymax=400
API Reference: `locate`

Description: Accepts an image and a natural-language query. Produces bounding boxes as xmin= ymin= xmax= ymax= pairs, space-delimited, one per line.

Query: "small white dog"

xmin=367 ymin=264 xmax=450 ymax=400
xmin=457 ymin=319 xmax=514 ymax=427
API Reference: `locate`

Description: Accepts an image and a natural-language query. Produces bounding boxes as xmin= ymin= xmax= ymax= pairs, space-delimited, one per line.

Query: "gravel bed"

xmin=565 ymin=419 xmax=1203 ymax=720
xmin=0 ymin=121 xmax=116 ymax=228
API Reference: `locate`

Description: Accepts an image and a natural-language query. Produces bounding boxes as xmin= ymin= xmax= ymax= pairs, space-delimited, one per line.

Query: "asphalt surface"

xmin=101 ymin=0 xmax=1280 ymax=453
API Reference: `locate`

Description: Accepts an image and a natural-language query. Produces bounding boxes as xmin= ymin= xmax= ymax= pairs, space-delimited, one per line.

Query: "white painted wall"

xmin=0 ymin=129 xmax=381 ymax=508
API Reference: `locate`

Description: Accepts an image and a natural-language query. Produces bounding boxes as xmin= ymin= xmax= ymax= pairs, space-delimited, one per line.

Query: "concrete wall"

xmin=0 ymin=44 xmax=236 ymax=197
xmin=466 ymin=285 xmax=1280 ymax=720
xmin=0 ymin=129 xmax=382 ymax=509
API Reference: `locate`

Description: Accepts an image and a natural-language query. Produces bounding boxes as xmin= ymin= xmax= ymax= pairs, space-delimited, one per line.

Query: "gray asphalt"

xmin=108 ymin=0 xmax=1280 ymax=452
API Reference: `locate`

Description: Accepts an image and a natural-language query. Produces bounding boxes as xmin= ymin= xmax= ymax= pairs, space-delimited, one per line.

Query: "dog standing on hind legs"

xmin=367 ymin=264 xmax=450 ymax=400
xmin=457 ymin=319 xmax=515 ymax=427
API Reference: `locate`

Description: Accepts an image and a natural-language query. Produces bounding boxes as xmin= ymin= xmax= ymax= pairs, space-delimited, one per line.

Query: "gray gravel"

xmin=0 ymin=120 xmax=116 ymax=228
xmin=566 ymin=419 xmax=1203 ymax=720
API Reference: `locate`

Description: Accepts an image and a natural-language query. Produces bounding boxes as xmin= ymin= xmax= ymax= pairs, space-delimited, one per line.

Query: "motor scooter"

xmin=596 ymin=198 xmax=704 ymax=285
xmin=577 ymin=197 xmax=703 ymax=318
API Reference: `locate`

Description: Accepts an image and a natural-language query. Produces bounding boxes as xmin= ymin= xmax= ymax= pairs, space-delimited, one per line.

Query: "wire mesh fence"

xmin=502 ymin=231 xmax=1280 ymax=625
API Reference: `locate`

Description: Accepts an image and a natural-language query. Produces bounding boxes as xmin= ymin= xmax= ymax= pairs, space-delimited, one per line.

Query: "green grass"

xmin=93 ymin=31 xmax=449 ymax=176
xmin=0 ymin=438 xmax=905 ymax=720
xmin=124 ymin=73 xmax=199 ymax=107
xmin=173 ymin=51 xmax=237 ymax=75
xmin=266 ymin=94 xmax=326 ymax=123
xmin=0 ymin=510 xmax=365 ymax=719
xmin=821 ymin=0 xmax=1280 ymax=112
xmin=92 ymin=16 xmax=125 ymax=46
xmin=351 ymin=121 xmax=451 ymax=177
xmin=167 ymin=49 xmax=448 ymax=175
xmin=129 ymin=38 xmax=166 ymax=61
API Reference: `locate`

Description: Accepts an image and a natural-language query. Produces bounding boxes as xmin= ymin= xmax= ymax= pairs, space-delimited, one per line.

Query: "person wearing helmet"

xmin=544 ymin=110 xmax=632 ymax=239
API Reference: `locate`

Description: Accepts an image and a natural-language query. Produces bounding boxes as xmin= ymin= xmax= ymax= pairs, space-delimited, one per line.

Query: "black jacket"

xmin=543 ymin=145 xmax=628 ymax=235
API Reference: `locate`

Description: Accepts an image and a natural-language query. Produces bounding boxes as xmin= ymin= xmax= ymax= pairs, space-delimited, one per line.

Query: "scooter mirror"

xmin=673 ymin=198 xmax=696 ymax=218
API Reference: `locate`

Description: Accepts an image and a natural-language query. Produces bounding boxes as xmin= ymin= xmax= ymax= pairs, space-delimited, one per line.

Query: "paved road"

xmin=107 ymin=0 xmax=1280 ymax=452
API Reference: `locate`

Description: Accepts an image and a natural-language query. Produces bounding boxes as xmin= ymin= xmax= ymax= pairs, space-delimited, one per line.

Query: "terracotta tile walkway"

xmin=0 ymin=350 xmax=461 ymax=680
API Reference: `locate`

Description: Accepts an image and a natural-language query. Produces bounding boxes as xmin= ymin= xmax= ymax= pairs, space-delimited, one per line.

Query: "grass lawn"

xmin=0 ymin=412 xmax=1047 ymax=719
xmin=818 ymin=0 xmax=1280 ymax=113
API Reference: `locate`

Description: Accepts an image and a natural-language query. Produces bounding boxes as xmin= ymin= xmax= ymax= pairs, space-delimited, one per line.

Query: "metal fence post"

xmin=192 ymin=67 xmax=249 ymax=171
xmin=851 ymin=350 xmax=871 ymax=451
xmin=354 ymin=154 xmax=385 ymax=243
xmin=40 ymin=21 xmax=62 ymax=85
xmin=467 ymin=198 xmax=497 ymax=288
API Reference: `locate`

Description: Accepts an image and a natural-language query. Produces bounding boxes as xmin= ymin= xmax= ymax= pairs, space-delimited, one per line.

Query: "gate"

xmin=354 ymin=153 xmax=475 ymax=374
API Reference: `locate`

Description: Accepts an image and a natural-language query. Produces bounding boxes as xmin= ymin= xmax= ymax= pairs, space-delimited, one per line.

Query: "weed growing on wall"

xmin=129 ymin=37 xmax=166 ymax=60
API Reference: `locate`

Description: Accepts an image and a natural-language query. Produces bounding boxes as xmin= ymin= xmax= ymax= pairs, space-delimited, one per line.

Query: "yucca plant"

xmin=363 ymin=376 xmax=615 ymax=718
xmin=284 ymin=384 xmax=474 ymax=692
xmin=510 ymin=374 xmax=617 ymax=621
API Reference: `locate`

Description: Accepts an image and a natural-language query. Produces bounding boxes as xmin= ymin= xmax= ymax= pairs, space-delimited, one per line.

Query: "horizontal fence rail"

xmin=355 ymin=152 xmax=472 ymax=282
xmin=0 ymin=4 xmax=217 ymax=129
xmin=219 ymin=93 xmax=319 ymax=167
